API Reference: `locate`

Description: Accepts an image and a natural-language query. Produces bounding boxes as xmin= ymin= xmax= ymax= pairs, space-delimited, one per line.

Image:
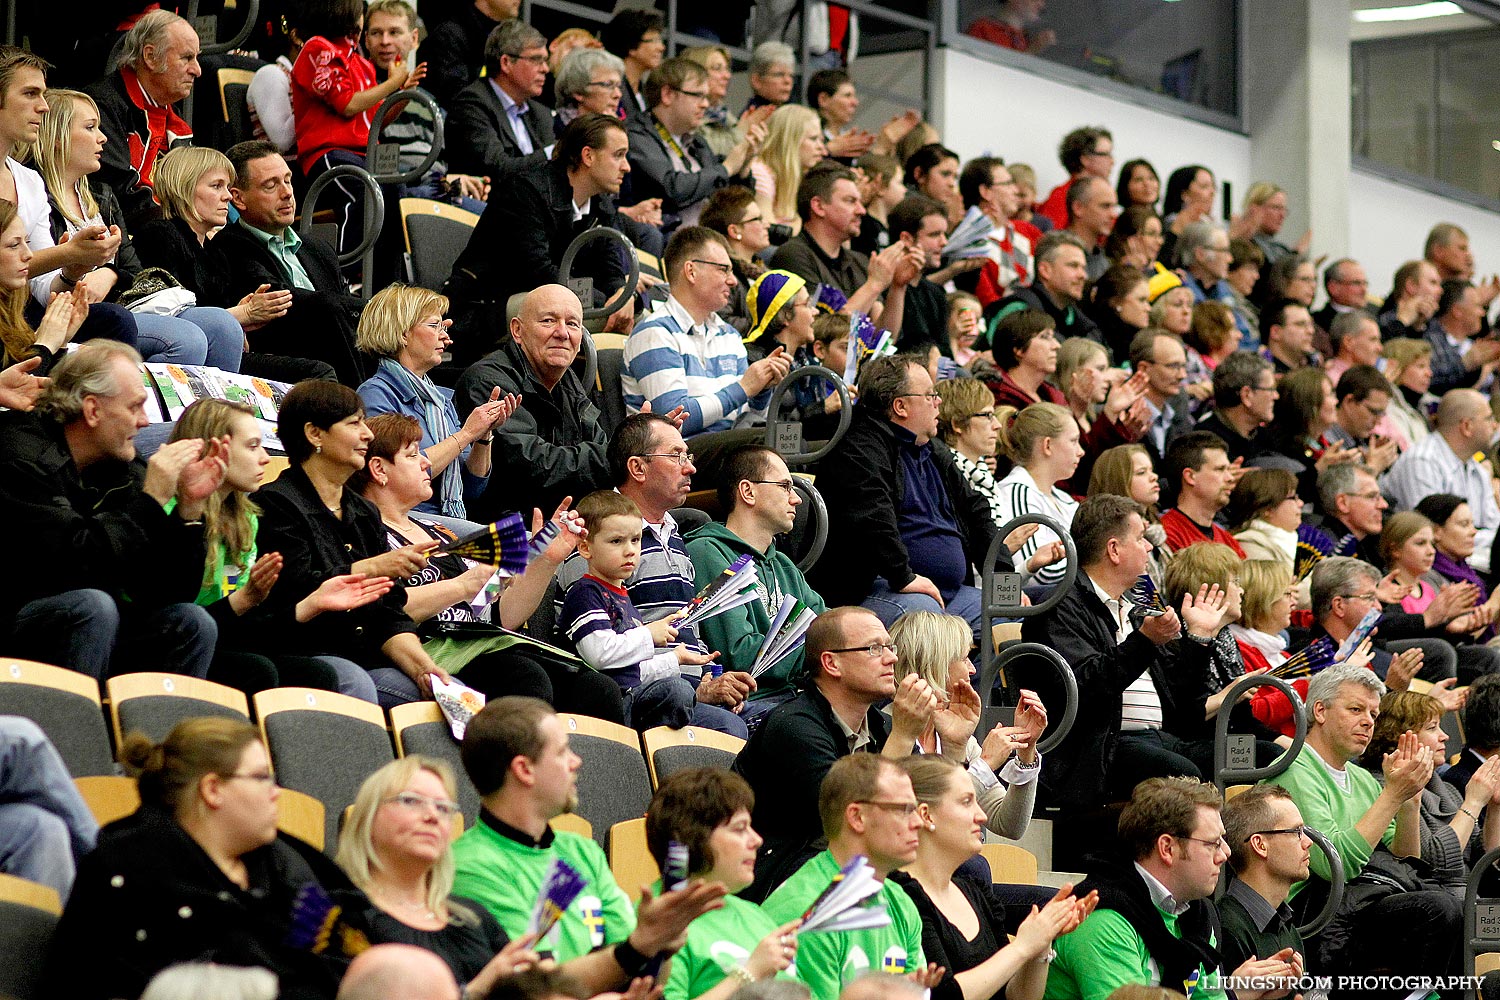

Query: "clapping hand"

xmin=234 ymin=552 xmax=284 ymax=612
xmin=933 ymin=675 xmax=982 ymax=753
xmin=463 ymin=386 xmax=521 ymax=443
xmin=1180 ymin=583 xmax=1230 ymax=639
xmin=891 ymin=673 xmax=941 ymax=736
xmin=296 ymin=573 xmax=395 ymax=621
xmin=1385 ymin=646 xmax=1423 ymax=692
xmin=0 ymin=356 xmax=47 ymax=411
xmin=530 ymin=497 xmax=581 ymax=564
xmin=1382 ymin=729 xmax=1435 ymax=800
xmin=1011 ymin=883 xmax=1098 ymax=960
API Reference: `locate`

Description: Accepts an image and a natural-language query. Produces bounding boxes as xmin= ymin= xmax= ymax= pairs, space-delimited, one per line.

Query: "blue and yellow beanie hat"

xmin=746 ymin=270 xmax=808 ymax=342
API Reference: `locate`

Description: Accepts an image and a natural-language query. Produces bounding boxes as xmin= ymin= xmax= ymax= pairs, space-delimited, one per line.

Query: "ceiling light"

xmin=1354 ymin=2 xmax=1463 ymax=22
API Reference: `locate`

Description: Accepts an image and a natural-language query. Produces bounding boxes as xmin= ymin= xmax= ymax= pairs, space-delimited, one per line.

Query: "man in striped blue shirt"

xmin=623 ymin=227 xmax=791 ymax=442
xmin=553 ymin=413 xmax=759 ymax=736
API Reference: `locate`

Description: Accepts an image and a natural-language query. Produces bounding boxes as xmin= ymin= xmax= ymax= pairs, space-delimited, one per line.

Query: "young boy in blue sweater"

xmin=560 ymin=490 xmax=713 ymax=731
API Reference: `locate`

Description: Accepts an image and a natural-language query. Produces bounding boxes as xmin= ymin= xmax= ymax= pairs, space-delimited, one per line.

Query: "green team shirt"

xmin=1045 ymin=907 xmax=1225 ymax=1000
xmin=657 ymin=884 xmax=793 ymax=1000
xmin=1264 ymin=746 xmax=1394 ymax=897
xmin=452 ymin=821 xmax=635 ymax=962
xmin=761 ymin=851 xmax=926 ymax=1000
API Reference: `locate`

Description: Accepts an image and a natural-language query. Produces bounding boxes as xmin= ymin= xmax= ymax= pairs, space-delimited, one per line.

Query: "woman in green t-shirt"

xmin=645 ymin=768 xmax=801 ymax=1000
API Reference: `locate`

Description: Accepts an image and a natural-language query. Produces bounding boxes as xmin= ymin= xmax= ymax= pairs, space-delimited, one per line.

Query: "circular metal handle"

xmin=365 ymin=88 xmax=445 ymax=185
xmin=559 ymin=227 xmax=640 ymax=321
xmin=791 ymin=477 xmax=828 ymax=573
xmin=982 ymin=642 xmax=1077 ymax=754
xmin=190 ymin=0 xmax=260 ymax=55
xmin=1299 ymin=825 xmax=1345 ymax=939
xmin=298 ymin=165 xmax=386 ymax=266
xmin=983 ymin=513 xmax=1078 ymax=619
xmin=762 ymin=364 xmax=852 ymax=466
xmin=1212 ymin=672 xmax=1308 ymax=790
xmin=1464 ymin=845 xmax=1500 ymax=979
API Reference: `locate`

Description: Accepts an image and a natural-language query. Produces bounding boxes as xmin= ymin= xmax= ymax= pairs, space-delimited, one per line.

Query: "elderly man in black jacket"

xmin=1018 ymin=493 xmax=1229 ymax=812
xmin=446 ymin=114 xmax=635 ymax=364
xmin=810 ymin=354 xmax=1006 ymax=642
xmin=0 ymin=342 xmax=224 ymax=681
xmin=454 ymin=284 xmax=610 ymax=522
xmin=212 ymin=141 xmax=366 ymax=386
xmin=447 ymin=19 xmax=555 ymax=182
xmin=623 ymin=57 xmax=761 ymax=233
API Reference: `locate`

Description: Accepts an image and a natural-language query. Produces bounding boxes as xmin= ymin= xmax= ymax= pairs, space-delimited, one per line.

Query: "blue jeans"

xmin=861 ymin=577 xmax=985 ymax=644
xmin=10 ymin=589 xmax=217 ymax=681
xmin=134 ymin=308 xmax=244 ymax=371
xmin=623 ymin=675 xmax=750 ymax=738
xmin=0 ymin=716 xmax=99 ymax=897
xmin=313 ymin=656 xmax=380 ymax=704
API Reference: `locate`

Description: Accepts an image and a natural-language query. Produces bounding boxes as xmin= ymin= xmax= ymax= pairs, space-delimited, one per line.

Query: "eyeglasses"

xmin=1245 ymin=825 xmax=1309 ymax=842
xmin=1175 ymin=833 xmax=1229 ymax=852
xmin=1249 ymin=384 xmax=1278 ymax=394
xmin=897 ymin=392 xmax=943 ymax=403
xmin=384 ymin=792 xmax=462 ymax=820
xmin=1346 ymin=490 xmax=1383 ymax=501
xmin=752 ymin=480 xmax=797 ymax=495
xmin=224 ymin=771 xmax=278 ymax=786
xmin=585 ymin=80 xmax=624 ymax=92
xmin=505 ymin=51 xmax=549 ymax=65
xmin=638 ymin=451 xmax=696 ymax=467
xmin=690 ymin=259 xmax=734 ymax=276
xmin=675 ymin=88 xmax=712 ymax=102
xmin=968 ymin=410 xmax=1000 ymax=424
xmin=855 ymin=800 xmax=920 ymax=817
xmin=1339 ymin=591 xmax=1378 ymax=603
xmin=828 ymin=641 xmax=898 ymax=657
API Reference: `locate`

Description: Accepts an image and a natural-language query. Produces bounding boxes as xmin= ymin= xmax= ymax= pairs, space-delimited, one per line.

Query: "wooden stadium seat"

xmin=1225 ymin=784 xmax=1254 ymax=801
xmin=609 ymin=817 xmax=660 ymax=902
xmin=550 ymin=813 xmax=594 ymax=840
xmin=262 ymin=456 xmax=291 ymax=485
xmin=399 ymin=198 xmax=480 ymax=290
xmin=0 ymin=659 xmax=113 ymax=777
xmin=558 ymin=713 xmax=652 ymax=848
xmin=216 ymin=67 xmax=256 ymax=146
xmin=75 ymin=775 xmax=141 ymax=827
xmin=0 ymin=873 xmax=61 ymax=1000
xmin=641 ymin=726 xmax=745 ymax=790
xmin=278 ymin=788 xmax=326 ymax=852
xmin=979 ymin=843 xmax=1039 ymax=885
xmin=106 ymin=673 xmax=250 ymax=749
xmin=1476 ymin=952 xmax=1500 ymax=976
xmin=254 ymin=688 xmax=394 ymax=852
xmin=389 ymin=701 xmax=482 ymax=826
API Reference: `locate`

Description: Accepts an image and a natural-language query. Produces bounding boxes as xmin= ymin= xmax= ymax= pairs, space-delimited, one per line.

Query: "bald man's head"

xmin=510 ymin=284 xmax=586 ymax=390
xmin=338 ymin=945 xmax=460 ymax=1000
xmin=1436 ymin=388 xmax=1488 ymax=430
xmin=839 ymin=974 xmax=927 ymax=1000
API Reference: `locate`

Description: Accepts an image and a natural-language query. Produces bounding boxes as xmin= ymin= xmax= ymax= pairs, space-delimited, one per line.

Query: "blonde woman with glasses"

xmin=335 ymin=757 xmax=542 ymax=995
xmin=890 ymin=610 xmax=1047 ymax=840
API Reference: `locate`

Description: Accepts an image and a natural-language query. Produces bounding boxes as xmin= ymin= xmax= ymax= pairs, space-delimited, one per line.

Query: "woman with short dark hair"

xmin=644 ymin=768 xmax=799 ymax=1000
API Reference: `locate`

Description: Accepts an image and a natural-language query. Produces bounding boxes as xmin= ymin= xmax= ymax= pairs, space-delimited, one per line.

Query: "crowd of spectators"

xmin=5 ymin=4 xmax=1500 ymax=1000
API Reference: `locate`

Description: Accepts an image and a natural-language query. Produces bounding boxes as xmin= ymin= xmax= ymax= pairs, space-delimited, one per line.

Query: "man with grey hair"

xmin=0 ymin=341 xmax=223 ymax=681
xmin=84 ymin=9 xmax=199 ymax=228
xmin=1197 ymin=351 xmax=1276 ymax=465
xmin=1265 ymin=660 xmax=1459 ymax=975
xmin=1384 ymin=387 xmax=1500 ymax=572
xmin=1322 ymin=310 xmax=1382 ymax=386
xmin=1177 ymin=220 xmax=1241 ymax=327
xmin=745 ymin=41 xmax=797 ymax=112
xmin=448 ymin=20 xmax=556 ymax=182
xmin=1312 ymin=258 xmax=1374 ymax=336
xmin=1307 ymin=555 xmax=1472 ymax=691
xmin=986 ymin=230 xmax=1101 ymax=345
xmin=1063 ymin=175 xmax=1116 ymax=281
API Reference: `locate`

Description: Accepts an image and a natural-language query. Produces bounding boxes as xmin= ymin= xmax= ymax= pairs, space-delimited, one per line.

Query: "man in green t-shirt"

xmin=451 ymin=696 xmax=726 ymax=992
xmin=762 ymin=754 xmax=939 ymax=1000
xmin=1263 ymin=660 xmax=1459 ymax=977
xmin=1044 ymin=777 xmax=1299 ymax=1000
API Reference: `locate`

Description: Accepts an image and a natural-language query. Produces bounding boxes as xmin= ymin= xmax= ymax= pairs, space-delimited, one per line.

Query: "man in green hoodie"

xmin=686 ymin=445 xmax=829 ymax=722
